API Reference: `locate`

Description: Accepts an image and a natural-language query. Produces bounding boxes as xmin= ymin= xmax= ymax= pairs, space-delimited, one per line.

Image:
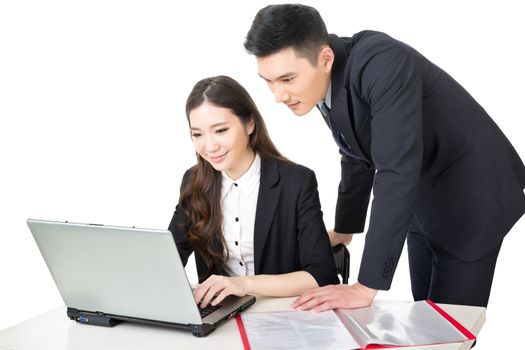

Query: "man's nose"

xmin=274 ymin=85 xmax=290 ymax=103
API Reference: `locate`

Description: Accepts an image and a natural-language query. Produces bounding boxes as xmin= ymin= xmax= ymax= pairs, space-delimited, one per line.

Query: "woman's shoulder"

xmin=179 ymin=164 xmax=199 ymax=188
xmin=263 ymin=157 xmax=316 ymax=180
xmin=182 ymin=164 xmax=197 ymax=182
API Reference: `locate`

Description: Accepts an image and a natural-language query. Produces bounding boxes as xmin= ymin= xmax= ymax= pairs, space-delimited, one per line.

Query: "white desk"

xmin=0 ymin=297 xmax=485 ymax=350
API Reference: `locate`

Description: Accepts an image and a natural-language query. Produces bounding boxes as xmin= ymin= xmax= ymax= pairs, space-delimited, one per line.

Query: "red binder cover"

xmin=424 ymin=300 xmax=476 ymax=341
xmin=236 ymin=315 xmax=252 ymax=350
xmin=236 ymin=300 xmax=476 ymax=350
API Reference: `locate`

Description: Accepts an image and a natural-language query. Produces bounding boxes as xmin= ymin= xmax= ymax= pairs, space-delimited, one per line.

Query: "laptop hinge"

xmin=67 ymin=307 xmax=121 ymax=327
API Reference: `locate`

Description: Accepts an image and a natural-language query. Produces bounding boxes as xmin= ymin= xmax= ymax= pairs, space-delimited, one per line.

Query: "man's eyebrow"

xmin=259 ymin=72 xmax=295 ymax=82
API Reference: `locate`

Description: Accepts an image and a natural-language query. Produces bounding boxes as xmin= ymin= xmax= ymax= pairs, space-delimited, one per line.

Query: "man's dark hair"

xmin=244 ymin=4 xmax=329 ymax=65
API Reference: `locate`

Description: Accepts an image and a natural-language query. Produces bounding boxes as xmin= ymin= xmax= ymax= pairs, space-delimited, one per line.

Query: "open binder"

xmin=236 ymin=300 xmax=475 ymax=350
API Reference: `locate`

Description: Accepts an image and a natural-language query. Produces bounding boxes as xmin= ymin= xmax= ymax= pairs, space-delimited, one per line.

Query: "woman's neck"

xmin=226 ymin=149 xmax=256 ymax=180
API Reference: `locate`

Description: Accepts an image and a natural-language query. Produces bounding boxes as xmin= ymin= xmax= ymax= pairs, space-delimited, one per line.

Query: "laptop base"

xmin=67 ymin=307 xmax=217 ymax=336
xmin=67 ymin=308 xmax=121 ymax=327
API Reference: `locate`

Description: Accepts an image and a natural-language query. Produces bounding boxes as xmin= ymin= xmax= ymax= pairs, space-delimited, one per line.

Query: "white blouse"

xmin=220 ymin=153 xmax=261 ymax=277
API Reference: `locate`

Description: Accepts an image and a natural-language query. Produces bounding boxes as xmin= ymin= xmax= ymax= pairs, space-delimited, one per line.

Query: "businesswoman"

xmin=169 ymin=75 xmax=338 ymax=307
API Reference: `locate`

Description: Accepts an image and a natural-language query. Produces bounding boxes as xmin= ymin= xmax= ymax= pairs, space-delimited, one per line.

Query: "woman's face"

xmin=189 ymin=102 xmax=255 ymax=180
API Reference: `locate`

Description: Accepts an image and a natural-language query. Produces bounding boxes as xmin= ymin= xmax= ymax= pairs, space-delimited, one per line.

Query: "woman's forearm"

xmin=243 ymin=271 xmax=318 ymax=297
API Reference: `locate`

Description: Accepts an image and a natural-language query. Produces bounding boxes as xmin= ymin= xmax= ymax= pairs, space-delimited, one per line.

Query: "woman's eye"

xmin=216 ymin=128 xmax=228 ymax=134
xmin=191 ymin=133 xmax=201 ymax=138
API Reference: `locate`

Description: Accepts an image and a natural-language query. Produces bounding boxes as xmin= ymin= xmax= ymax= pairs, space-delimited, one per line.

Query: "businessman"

xmin=244 ymin=4 xmax=525 ymax=310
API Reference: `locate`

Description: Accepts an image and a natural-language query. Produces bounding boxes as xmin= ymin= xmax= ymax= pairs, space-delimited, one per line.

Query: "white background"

xmin=1 ymin=1 xmax=523 ymax=348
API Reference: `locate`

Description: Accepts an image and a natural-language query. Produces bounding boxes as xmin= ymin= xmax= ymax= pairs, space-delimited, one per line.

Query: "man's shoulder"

xmin=333 ymin=30 xmax=397 ymax=47
xmin=333 ymin=30 xmax=417 ymax=74
xmin=352 ymin=31 xmax=406 ymax=55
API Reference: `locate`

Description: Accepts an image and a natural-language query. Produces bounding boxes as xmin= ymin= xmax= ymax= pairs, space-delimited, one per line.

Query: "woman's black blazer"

xmin=168 ymin=157 xmax=339 ymax=286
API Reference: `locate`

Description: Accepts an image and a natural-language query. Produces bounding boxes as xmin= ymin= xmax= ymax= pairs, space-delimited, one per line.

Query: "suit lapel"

xmin=253 ymin=157 xmax=281 ymax=274
xmin=329 ymin=34 xmax=370 ymax=165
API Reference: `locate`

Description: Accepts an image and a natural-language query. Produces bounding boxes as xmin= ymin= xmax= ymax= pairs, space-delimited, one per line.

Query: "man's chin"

xmin=285 ymin=102 xmax=313 ymax=116
xmin=291 ymin=108 xmax=310 ymax=116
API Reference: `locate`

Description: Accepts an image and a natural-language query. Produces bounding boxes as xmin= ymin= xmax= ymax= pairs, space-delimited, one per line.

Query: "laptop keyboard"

xmin=198 ymin=303 xmax=222 ymax=318
xmin=191 ymin=287 xmax=223 ymax=318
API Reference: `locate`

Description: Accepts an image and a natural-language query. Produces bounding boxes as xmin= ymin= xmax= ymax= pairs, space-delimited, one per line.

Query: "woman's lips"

xmin=209 ymin=152 xmax=227 ymax=163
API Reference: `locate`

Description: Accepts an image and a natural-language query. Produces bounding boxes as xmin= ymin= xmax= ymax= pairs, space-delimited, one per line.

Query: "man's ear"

xmin=319 ymin=45 xmax=335 ymax=73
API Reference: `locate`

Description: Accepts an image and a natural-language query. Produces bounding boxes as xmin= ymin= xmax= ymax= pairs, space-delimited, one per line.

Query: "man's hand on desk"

xmin=291 ymin=282 xmax=378 ymax=312
xmin=328 ymin=230 xmax=353 ymax=247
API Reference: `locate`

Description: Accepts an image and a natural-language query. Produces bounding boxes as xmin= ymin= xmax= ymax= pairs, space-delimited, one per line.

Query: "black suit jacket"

xmin=328 ymin=31 xmax=525 ymax=290
xmin=168 ymin=157 xmax=339 ymax=287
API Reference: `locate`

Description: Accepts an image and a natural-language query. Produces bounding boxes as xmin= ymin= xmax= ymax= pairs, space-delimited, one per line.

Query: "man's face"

xmin=256 ymin=47 xmax=333 ymax=116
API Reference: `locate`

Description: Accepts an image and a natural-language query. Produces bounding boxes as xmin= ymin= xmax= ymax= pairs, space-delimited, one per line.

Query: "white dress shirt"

xmin=221 ymin=153 xmax=261 ymax=277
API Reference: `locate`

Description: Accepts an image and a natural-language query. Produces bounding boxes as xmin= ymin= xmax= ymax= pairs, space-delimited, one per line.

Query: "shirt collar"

xmin=317 ymin=81 xmax=332 ymax=110
xmin=221 ymin=153 xmax=261 ymax=198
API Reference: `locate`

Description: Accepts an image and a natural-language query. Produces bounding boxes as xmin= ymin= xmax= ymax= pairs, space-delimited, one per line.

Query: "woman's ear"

xmin=247 ymin=118 xmax=255 ymax=135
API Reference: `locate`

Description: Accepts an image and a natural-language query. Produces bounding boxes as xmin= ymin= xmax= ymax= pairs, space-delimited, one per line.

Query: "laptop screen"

xmin=27 ymin=219 xmax=203 ymax=325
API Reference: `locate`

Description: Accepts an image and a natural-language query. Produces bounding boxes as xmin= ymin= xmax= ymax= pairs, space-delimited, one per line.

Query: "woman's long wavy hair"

xmin=179 ymin=75 xmax=287 ymax=280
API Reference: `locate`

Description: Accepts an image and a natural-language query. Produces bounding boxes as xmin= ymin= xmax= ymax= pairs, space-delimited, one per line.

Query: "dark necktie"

xmin=319 ymin=102 xmax=355 ymax=158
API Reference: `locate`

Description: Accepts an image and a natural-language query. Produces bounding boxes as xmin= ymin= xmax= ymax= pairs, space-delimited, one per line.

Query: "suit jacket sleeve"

xmin=168 ymin=169 xmax=194 ymax=266
xmin=296 ymin=168 xmax=340 ymax=286
xmin=357 ymin=44 xmax=424 ymax=290
xmin=335 ymin=155 xmax=375 ymax=233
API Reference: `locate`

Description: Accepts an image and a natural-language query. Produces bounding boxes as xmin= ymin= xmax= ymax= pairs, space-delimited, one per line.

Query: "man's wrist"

xmin=356 ymin=282 xmax=378 ymax=301
xmin=332 ymin=231 xmax=353 ymax=245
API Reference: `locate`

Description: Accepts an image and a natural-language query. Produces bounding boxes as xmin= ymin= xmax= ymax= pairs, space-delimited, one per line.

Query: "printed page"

xmin=241 ymin=310 xmax=360 ymax=350
xmin=340 ymin=300 xmax=468 ymax=347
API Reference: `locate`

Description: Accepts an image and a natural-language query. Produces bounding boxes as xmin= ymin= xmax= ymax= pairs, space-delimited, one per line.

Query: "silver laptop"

xmin=27 ymin=219 xmax=256 ymax=336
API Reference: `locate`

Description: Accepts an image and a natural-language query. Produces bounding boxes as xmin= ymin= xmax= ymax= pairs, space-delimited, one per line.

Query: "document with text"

xmin=236 ymin=300 xmax=475 ymax=350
